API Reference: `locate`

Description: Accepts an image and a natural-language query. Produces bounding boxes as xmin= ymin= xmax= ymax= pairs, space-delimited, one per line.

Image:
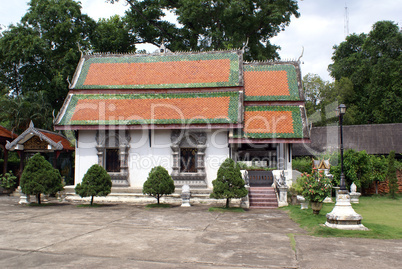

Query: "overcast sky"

xmin=1 ymin=0 xmax=401 ymax=81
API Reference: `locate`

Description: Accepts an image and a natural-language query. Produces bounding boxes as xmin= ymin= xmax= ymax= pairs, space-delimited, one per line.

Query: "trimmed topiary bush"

xmin=210 ymin=158 xmax=248 ymax=208
xmin=75 ymin=164 xmax=112 ymax=206
xmin=20 ymin=153 xmax=63 ymax=204
xmin=143 ymin=166 xmax=175 ymax=205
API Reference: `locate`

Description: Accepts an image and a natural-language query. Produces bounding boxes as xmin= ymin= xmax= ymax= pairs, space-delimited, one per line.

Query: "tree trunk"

xmin=91 ymin=196 xmax=94 ymax=206
xmin=37 ymin=193 xmax=41 ymax=204
xmin=225 ymin=198 xmax=230 ymax=208
xmin=157 ymin=194 xmax=160 ymax=204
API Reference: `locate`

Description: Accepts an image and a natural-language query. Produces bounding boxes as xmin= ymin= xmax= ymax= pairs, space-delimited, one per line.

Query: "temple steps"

xmin=249 ymin=187 xmax=278 ymax=209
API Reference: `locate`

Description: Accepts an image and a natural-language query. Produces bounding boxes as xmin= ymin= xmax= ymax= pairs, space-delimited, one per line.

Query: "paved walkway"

xmin=0 ymin=196 xmax=401 ymax=268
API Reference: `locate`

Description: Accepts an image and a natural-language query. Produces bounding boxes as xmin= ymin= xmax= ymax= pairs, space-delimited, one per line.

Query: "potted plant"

xmin=300 ymin=169 xmax=332 ymax=214
xmin=0 ymin=171 xmax=17 ymax=194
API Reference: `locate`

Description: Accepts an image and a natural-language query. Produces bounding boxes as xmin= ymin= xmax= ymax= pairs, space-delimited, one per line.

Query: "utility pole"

xmin=344 ymin=4 xmax=349 ymax=38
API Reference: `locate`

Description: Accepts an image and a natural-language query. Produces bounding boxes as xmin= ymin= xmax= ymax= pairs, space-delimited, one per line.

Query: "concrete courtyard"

xmin=0 ymin=195 xmax=401 ymax=268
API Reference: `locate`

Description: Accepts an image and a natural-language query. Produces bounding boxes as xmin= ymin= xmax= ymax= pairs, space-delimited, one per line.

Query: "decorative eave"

xmin=54 ymin=123 xmax=243 ymax=131
xmin=6 ymin=121 xmax=64 ymax=151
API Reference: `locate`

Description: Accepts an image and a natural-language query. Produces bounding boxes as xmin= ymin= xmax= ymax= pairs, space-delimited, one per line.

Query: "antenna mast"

xmin=344 ymin=4 xmax=349 ymax=38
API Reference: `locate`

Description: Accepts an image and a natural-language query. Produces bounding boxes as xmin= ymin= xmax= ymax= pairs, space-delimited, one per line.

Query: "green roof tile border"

xmin=244 ymin=64 xmax=300 ymax=101
xmin=74 ymin=52 xmax=241 ymax=89
xmin=239 ymin=105 xmax=304 ymax=139
xmin=58 ymin=91 xmax=240 ymax=126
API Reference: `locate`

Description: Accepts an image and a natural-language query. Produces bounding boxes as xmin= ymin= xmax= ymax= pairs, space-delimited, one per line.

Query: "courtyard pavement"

xmin=0 ymin=195 xmax=401 ymax=269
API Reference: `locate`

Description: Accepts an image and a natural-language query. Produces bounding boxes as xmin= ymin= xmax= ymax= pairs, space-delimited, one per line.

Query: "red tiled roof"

xmin=71 ymin=97 xmax=231 ymax=122
xmin=244 ymin=110 xmax=294 ymax=134
xmin=40 ymin=131 xmax=74 ymax=151
xmin=56 ymin=92 xmax=240 ymax=126
xmin=244 ymin=70 xmax=290 ymax=97
xmin=243 ymin=64 xmax=301 ymax=101
xmin=0 ymin=126 xmax=17 ymax=139
xmin=73 ymin=51 xmax=241 ymax=89
xmin=83 ymin=60 xmax=231 ymax=87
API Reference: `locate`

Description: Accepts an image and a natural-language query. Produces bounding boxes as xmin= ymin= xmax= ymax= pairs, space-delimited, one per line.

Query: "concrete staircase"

xmin=249 ymin=187 xmax=278 ymax=209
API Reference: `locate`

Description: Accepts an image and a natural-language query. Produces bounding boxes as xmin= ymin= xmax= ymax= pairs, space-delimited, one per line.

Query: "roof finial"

xmin=160 ymin=41 xmax=166 ymax=54
xmin=298 ymin=46 xmax=304 ymax=64
xmin=77 ymin=42 xmax=83 ymax=58
xmin=242 ymin=37 xmax=249 ymax=52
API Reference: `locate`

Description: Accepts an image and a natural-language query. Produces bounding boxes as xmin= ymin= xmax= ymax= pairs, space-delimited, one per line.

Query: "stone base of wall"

xmin=61 ymin=186 xmax=241 ymax=206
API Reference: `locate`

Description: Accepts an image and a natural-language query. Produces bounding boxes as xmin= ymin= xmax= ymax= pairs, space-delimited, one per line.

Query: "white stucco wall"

xmin=128 ymin=129 xmax=173 ymax=188
xmin=75 ymin=130 xmax=98 ymax=185
xmin=75 ymin=129 xmax=230 ymax=188
xmin=205 ymin=129 xmax=230 ymax=187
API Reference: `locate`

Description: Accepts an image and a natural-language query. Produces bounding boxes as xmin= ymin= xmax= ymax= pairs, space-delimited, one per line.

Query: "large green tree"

xmin=329 ymin=21 xmax=402 ymax=124
xmin=302 ymin=74 xmax=354 ymax=126
xmin=0 ymin=0 xmax=95 ymax=114
xmin=110 ymin=0 xmax=300 ymax=60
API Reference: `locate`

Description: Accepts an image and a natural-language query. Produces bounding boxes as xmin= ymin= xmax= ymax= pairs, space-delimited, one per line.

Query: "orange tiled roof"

xmin=40 ymin=131 xmax=74 ymax=151
xmin=240 ymin=106 xmax=304 ymax=139
xmin=57 ymin=92 xmax=240 ymax=126
xmin=244 ymin=64 xmax=301 ymax=101
xmin=84 ymin=60 xmax=230 ymax=86
xmin=73 ymin=51 xmax=241 ymax=89
xmin=245 ymin=110 xmax=294 ymax=134
xmin=0 ymin=126 xmax=17 ymax=139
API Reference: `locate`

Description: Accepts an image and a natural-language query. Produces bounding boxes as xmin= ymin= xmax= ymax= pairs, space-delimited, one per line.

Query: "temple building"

xmin=54 ymin=49 xmax=310 ymax=190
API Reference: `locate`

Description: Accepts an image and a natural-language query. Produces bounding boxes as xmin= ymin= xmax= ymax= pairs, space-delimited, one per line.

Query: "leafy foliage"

xmin=292 ymin=156 xmax=312 ymax=174
xmin=288 ymin=176 xmax=305 ymax=196
xmin=330 ymin=149 xmax=371 ymax=190
xmin=329 ymin=21 xmax=402 ymax=124
xmin=90 ymin=15 xmax=137 ymax=53
xmin=112 ymin=0 xmax=299 ymax=61
xmin=210 ymin=158 xmax=248 ymax=208
xmin=302 ymin=73 xmax=355 ymax=126
xmin=0 ymin=91 xmax=52 ymax=133
xmin=20 ymin=153 xmax=63 ymax=204
xmin=75 ymin=164 xmax=112 ymax=206
xmin=0 ymin=171 xmax=17 ymax=190
xmin=387 ymin=151 xmax=398 ymax=199
xmin=0 ymin=0 xmax=95 ymax=131
xmin=299 ymin=169 xmax=332 ymax=203
xmin=142 ymin=166 xmax=175 ymax=204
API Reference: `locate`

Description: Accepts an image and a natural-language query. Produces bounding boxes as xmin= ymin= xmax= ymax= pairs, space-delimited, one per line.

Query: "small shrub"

xmin=143 ymin=166 xmax=175 ymax=204
xmin=20 ymin=153 xmax=63 ymax=204
xmin=0 ymin=171 xmax=17 ymax=190
xmin=210 ymin=158 xmax=248 ymax=208
xmin=75 ymin=164 xmax=112 ymax=206
xmin=289 ymin=176 xmax=305 ymax=196
xmin=292 ymin=156 xmax=312 ymax=174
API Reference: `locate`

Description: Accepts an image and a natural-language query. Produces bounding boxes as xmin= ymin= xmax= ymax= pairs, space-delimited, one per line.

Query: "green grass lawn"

xmin=282 ymin=195 xmax=402 ymax=239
